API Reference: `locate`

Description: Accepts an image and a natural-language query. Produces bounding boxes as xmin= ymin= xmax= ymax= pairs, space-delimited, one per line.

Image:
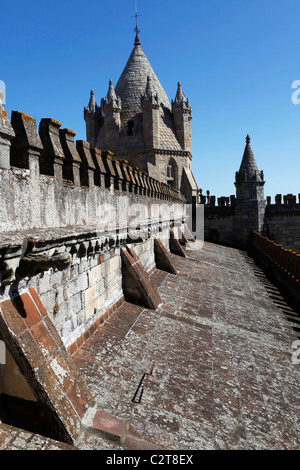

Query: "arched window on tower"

xmin=166 ymin=158 xmax=178 ymax=189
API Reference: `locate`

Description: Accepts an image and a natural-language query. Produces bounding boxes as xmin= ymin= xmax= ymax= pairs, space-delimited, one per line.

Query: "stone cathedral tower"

xmin=84 ymin=33 xmax=198 ymax=202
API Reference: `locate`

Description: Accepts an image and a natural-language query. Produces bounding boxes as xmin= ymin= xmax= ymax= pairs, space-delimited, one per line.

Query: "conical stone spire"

xmin=142 ymin=75 xmax=158 ymax=105
xmin=84 ymin=89 xmax=101 ymax=118
xmin=107 ymin=80 xmax=117 ymax=102
xmin=174 ymin=82 xmax=186 ymax=104
xmin=87 ymin=90 xmax=96 ymax=113
xmin=84 ymin=90 xmax=101 ymax=147
xmin=103 ymin=80 xmax=121 ymax=111
xmin=238 ymin=135 xmax=262 ymax=182
xmin=115 ymin=38 xmax=171 ymax=115
xmin=172 ymin=82 xmax=191 ymax=116
xmin=112 ymin=34 xmax=182 ymax=150
xmin=145 ymin=75 xmax=153 ymax=98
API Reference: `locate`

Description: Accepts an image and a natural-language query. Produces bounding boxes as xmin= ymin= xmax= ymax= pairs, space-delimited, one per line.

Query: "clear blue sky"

xmin=1 ymin=0 xmax=299 ymax=199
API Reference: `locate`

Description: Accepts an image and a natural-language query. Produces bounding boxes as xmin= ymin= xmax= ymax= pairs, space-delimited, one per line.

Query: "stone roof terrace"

xmin=73 ymin=241 xmax=300 ymax=450
xmin=1 ymin=240 xmax=300 ymax=450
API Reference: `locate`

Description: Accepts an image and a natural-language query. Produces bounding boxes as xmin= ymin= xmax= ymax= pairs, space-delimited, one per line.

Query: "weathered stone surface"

xmin=84 ymin=35 xmax=198 ymax=201
xmin=0 ymin=103 xmax=15 ymax=169
xmin=0 ymin=288 xmax=94 ymax=444
xmin=72 ymin=241 xmax=300 ymax=450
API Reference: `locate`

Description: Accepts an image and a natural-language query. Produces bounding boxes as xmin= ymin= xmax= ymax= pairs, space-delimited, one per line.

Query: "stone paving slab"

xmin=2 ymin=240 xmax=300 ymax=450
xmin=73 ymin=241 xmax=300 ymax=450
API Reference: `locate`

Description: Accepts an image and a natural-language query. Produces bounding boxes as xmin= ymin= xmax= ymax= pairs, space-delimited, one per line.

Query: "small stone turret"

xmin=172 ymin=82 xmax=192 ymax=153
xmin=101 ymin=80 xmax=122 ymax=150
xmin=234 ymin=135 xmax=266 ymax=247
xmin=235 ymin=135 xmax=264 ymax=198
xmin=84 ymin=90 xmax=101 ymax=148
xmin=142 ymin=75 xmax=160 ymax=149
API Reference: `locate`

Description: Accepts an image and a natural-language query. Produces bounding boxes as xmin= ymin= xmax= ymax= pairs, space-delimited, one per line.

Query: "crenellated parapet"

xmin=198 ymin=189 xmax=235 ymax=208
xmin=266 ymin=193 xmax=300 ymax=208
xmin=0 ymin=106 xmax=185 ymax=203
xmin=265 ymin=193 xmax=300 ymax=221
xmin=0 ymin=98 xmax=15 ymax=169
xmin=262 ymin=192 xmax=300 ymax=254
xmin=0 ymin=104 xmax=188 ymax=286
xmin=198 ymin=189 xmax=235 ymax=220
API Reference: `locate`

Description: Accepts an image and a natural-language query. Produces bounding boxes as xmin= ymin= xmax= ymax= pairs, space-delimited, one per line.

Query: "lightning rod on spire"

xmin=132 ymin=0 xmax=141 ymax=35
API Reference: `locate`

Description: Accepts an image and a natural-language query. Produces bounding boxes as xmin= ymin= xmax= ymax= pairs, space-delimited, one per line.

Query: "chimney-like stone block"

xmin=90 ymin=147 xmax=106 ymax=188
xmin=10 ymin=111 xmax=43 ymax=172
xmin=59 ymin=128 xmax=81 ymax=185
xmin=76 ymin=140 xmax=96 ymax=188
xmin=39 ymin=118 xmax=65 ymax=178
xmin=0 ymin=104 xmax=15 ymax=169
xmin=101 ymin=151 xmax=116 ymax=190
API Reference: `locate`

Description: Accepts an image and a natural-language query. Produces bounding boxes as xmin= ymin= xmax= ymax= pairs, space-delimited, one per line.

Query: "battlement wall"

xmin=202 ymin=188 xmax=300 ymax=252
xmin=263 ymin=193 xmax=300 ymax=254
xmin=198 ymin=189 xmax=235 ymax=210
xmin=265 ymin=193 xmax=300 ymax=213
xmin=0 ymin=105 xmax=189 ymax=349
xmin=0 ymin=109 xmax=185 ymax=235
xmin=199 ymin=190 xmax=235 ymax=246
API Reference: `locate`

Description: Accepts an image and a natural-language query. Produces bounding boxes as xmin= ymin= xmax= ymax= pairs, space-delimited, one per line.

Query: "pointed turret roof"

xmin=172 ymin=81 xmax=191 ymax=116
xmin=102 ymin=79 xmax=122 ymax=112
xmin=174 ymin=82 xmax=186 ymax=104
xmin=87 ymin=90 xmax=96 ymax=112
xmin=239 ymin=135 xmax=262 ymax=181
xmin=142 ymin=75 xmax=159 ymax=105
xmin=84 ymin=89 xmax=101 ymax=120
xmin=115 ymin=36 xmax=171 ymax=113
xmin=106 ymin=80 xmax=118 ymax=103
xmin=114 ymin=35 xmax=182 ymax=150
xmin=144 ymin=75 xmax=154 ymax=99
